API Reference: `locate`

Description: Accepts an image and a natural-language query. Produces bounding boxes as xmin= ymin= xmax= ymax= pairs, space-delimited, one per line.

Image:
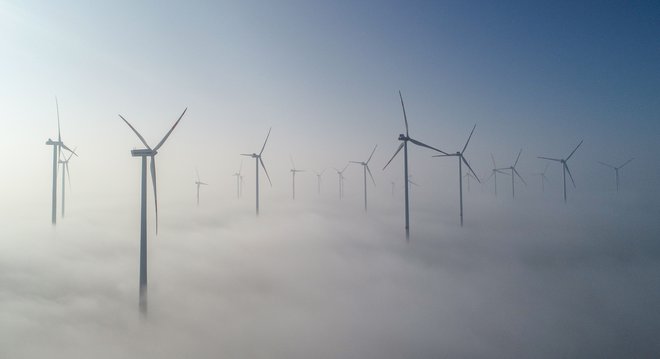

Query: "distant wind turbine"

xmin=314 ymin=169 xmax=326 ymax=195
xmin=289 ymin=156 xmax=305 ymax=200
xmin=464 ymin=172 xmax=475 ymax=192
xmin=598 ymin=158 xmax=633 ymax=192
xmin=119 ymin=108 xmax=187 ymax=315
xmin=495 ymin=149 xmax=526 ymax=199
xmin=538 ymin=140 xmax=583 ymax=203
xmin=241 ymin=128 xmax=272 ymax=215
xmin=532 ymin=164 xmax=550 ymax=192
xmin=58 ymin=148 xmax=76 ymax=217
xmin=485 ymin=154 xmax=508 ymax=197
xmin=232 ymin=161 xmax=243 ymax=199
xmin=383 ymin=91 xmax=447 ymax=238
xmin=334 ymin=164 xmax=349 ymax=199
xmin=350 ymin=145 xmax=377 ymax=212
xmin=195 ymin=168 xmax=208 ymax=206
xmin=45 ymin=98 xmax=77 ymax=225
xmin=433 ymin=125 xmax=480 ymax=226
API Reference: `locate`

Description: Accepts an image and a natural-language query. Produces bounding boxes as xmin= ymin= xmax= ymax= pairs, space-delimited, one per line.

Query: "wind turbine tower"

xmin=241 ymin=128 xmax=273 ymax=215
xmin=350 ymin=145 xmax=377 ymax=212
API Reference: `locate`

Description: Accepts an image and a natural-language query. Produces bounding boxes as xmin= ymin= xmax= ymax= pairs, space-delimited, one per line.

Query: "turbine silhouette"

xmin=314 ymin=168 xmax=326 ymax=195
xmin=119 ymin=108 xmax=187 ymax=315
xmin=350 ymin=145 xmax=377 ymax=212
xmin=241 ymin=128 xmax=272 ymax=215
xmin=532 ymin=164 xmax=551 ymax=193
xmin=333 ymin=164 xmax=349 ymax=199
xmin=289 ymin=156 xmax=305 ymax=200
xmin=58 ymin=147 xmax=76 ymax=217
xmin=195 ymin=168 xmax=208 ymax=206
xmin=495 ymin=149 xmax=526 ymax=199
xmin=383 ymin=91 xmax=447 ymax=238
xmin=232 ymin=161 xmax=243 ymax=199
xmin=538 ymin=140 xmax=583 ymax=203
xmin=598 ymin=158 xmax=633 ymax=192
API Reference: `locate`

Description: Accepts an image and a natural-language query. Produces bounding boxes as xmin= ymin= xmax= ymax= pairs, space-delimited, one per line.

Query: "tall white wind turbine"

xmin=119 ymin=108 xmax=187 ymax=315
xmin=195 ymin=168 xmax=208 ymax=206
xmin=538 ymin=140 xmax=583 ymax=203
xmin=350 ymin=145 xmax=377 ymax=212
xmin=383 ymin=91 xmax=447 ymax=238
xmin=289 ymin=156 xmax=305 ymax=200
xmin=314 ymin=168 xmax=326 ymax=195
xmin=532 ymin=164 xmax=550 ymax=193
xmin=598 ymin=158 xmax=633 ymax=192
xmin=58 ymin=148 xmax=76 ymax=217
xmin=334 ymin=164 xmax=349 ymax=199
xmin=45 ymin=98 xmax=77 ymax=225
xmin=232 ymin=161 xmax=243 ymax=199
xmin=241 ymin=128 xmax=272 ymax=215
xmin=495 ymin=149 xmax=526 ymax=199
xmin=433 ymin=125 xmax=480 ymax=227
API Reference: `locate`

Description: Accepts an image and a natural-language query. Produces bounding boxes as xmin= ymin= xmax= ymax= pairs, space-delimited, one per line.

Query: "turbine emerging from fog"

xmin=289 ymin=156 xmax=305 ymax=200
xmin=195 ymin=168 xmax=208 ymax=206
xmin=598 ymin=158 xmax=633 ymax=192
xmin=532 ymin=164 xmax=550 ymax=192
xmin=232 ymin=161 xmax=243 ymax=199
xmin=45 ymin=98 xmax=77 ymax=225
xmin=58 ymin=148 xmax=76 ymax=217
xmin=538 ymin=140 xmax=583 ymax=203
xmin=314 ymin=169 xmax=326 ymax=195
xmin=383 ymin=91 xmax=447 ymax=238
xmin=350 ymin=145 xmax=377 ymax=212
xmin=433 ymin=125 xmax=480 ymax=226
xmin=464 ymin=172 xmax=475 ymax=192
xmin=496 ymin=149 xmax=526 ymax=199
xmin=119 ymin=108 xmax=187 ymax=315
xmin=486 ymin=154 xmax=508 ymax=197
xmin=241 ymin=128 xmax=272 ymax=214
xmin=334 ymin=164 xmax=349 ymax=199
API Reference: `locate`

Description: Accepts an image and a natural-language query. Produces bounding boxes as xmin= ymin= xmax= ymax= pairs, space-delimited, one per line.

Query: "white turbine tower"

xmin=119 ymin=108 xmax=187 ymax=315
xmin=383 ymin=91 xmax=447 ymax=238
xmin=433 ymin=125 xmax=480 ymax=227
xmin=314 ymin=169 xmax=326 ymax=195
xmin=45 ymin=98 xmax=77 ymax=225
xmin=334 ymin=164 xmax=349 ymax=199
xmin=532 ymin=164 xmax=550 ymax=193
xmin=232 ymin=161 xmax=243 ymax=199
xmin=350 ymin=145 xmax=377 ymax=212
xmin=538 ymin=140 xmax=583 ymax=203
xmin=58 ymin=148 xmax=76 ymax=217
xmin=598 ymin=158 xmax=633 ymax=192
xmin=195 ymin=168 xmax=208 ymax=206
xmin=289 ymin=156 xmax=305 ymax=200
xmin=241 ymin=128 xmax=272 ymax=215
xmin=495 ymin=149 xmax=526 ymax=199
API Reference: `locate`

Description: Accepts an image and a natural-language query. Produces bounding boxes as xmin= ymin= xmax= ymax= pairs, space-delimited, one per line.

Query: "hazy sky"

xmin=1 ymin=1 xmax=659 ymax=358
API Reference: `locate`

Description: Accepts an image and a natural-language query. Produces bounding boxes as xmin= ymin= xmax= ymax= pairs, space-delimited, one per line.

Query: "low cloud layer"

xmin=1 ymin=195 xmax=659 ymax=358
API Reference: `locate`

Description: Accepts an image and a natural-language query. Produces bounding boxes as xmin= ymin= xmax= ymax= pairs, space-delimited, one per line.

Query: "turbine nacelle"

xmin=131 ymin=149 xmax=158 ymax=157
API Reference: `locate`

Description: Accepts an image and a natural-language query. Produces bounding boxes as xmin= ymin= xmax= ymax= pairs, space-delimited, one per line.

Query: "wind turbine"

xmin=538 ymin=140 xmax=583 ymax=203
xmin=350 ymin=145 xmax=377 ymax=212
xmin=232 ymin=161 xmax=243 ymax=199
xmin=289 ymin=156 xmax=305 ymax=200
xmin=195 ymin=168 xmax=208 ymax=206
xmin=383 ymin=91 xmax=447 ymax=238
xmin=485 ymin=154 xmax=508 ymax=197
xmin=495 ymin=149 xmax=526 ymax=199
xmin=433 ymin=125 xmax=480 ymax=226
xmin=532 ymin=164 xmax=550 ymax=192
xmin=314 ymin=169 xmax=326 ymax=195
xmin=58 ymin=148 xmax=76 ymax=217
xmin=334 ymin=164 xmax=349 ymax=199
xmin=598 ymin=158 xmax=633 ymax=192
xmin=119 ymin=108 xmax=187 ymax=315
xmin=241 ymin=128 xmax=272 ymax=214
xmin=45 ymin=98 xmax=77 ymax=225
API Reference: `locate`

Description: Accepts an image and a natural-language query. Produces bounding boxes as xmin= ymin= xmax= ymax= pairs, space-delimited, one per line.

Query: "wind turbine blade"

xmin=341 ymin=163 xmax=349 ymax=172
xmin=154 ymin=108 xmax=187 ymax=151
xmin=383 ymin=142 xmax=404 ymax=170
xmin=513 ymin=149 xmax=522 ymax=167
xmin=496 ymin=169 xmax=511 ymax=176
xmin=260 ymin=157 xmax=272 ymax=186
xmin=399 ymin=91 xmax=409 ymax=137
xmin=619 ymin=158 xmax=634 ymax=169
xmin=240 ymin=153 xmax=253 ymax=157
xmin=462 ymin=156 xmax=480 ymax=183
xmin=65 ymin=162 xmax=72 ymax=189
xmin=598 ymin=161 xmax=615 ymax=169
xmin=566 ymin=140 xmax=583 ymax=161
xmin=366 ymin=145 xmax=378 ymax=164
xmin=409 ymin=138 xmax=447 ymax=154
xmin=565 ymin=163 xmax=576 ymax=188
xmin=349 ymin=161 xmax=362 ymax=164
xmin=486 ymin=171 xmax=494 ymax=182
xmin=259 ymin=127 xmax=272 ymax=156
xmin=60 ymin=143 xmax=78 ymax=156
xmin=538 ymin=156 xmax=562 ymax=162
xmin=432 ymin=154 xmax=453 ymax=157
xmin=461 ymin=124 xmax=476 ymax=154
xmin=409 ymin=180 xmax=420 ymax=186
xmin=66 ymin=148 xmax=77 ymax=161
xmin=56 ymin=97 xmax=61 ymax=142
xmin=366 ymin=165 xmax=376 ymax=186
xmin=119 ymin=115 xmax=151 ymax=149
xmin=150 ymin=156 xmax=158 ymax=234
xmin=490 ymin=153 xmax=496 ymax=168
xmin=196 ymin=167 xmax=200 ymax=182
xmin=513 ymin=168 xmax=527 ymax=185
